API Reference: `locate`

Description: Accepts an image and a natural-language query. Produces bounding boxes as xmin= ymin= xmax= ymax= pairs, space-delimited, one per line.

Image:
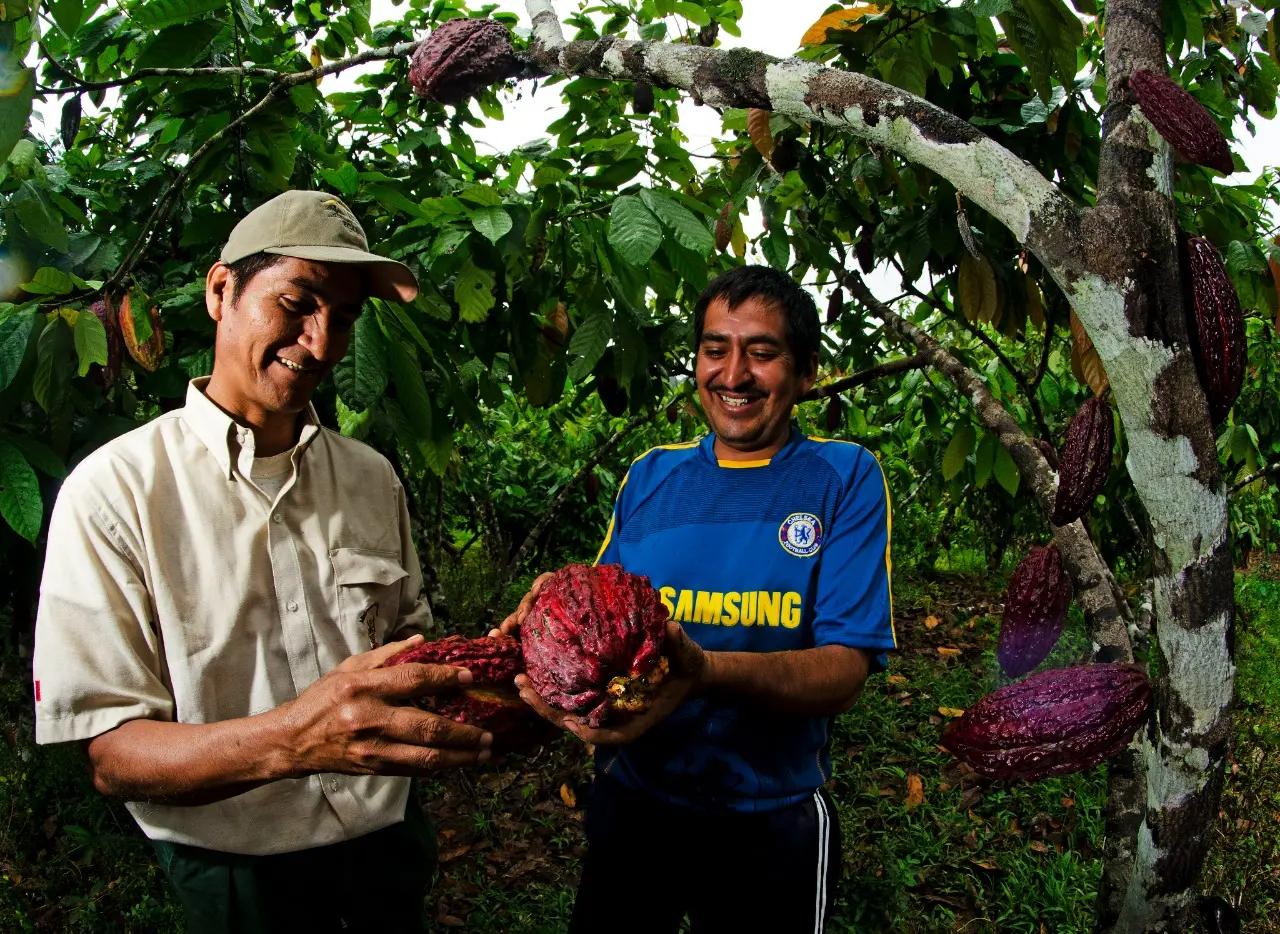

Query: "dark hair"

xmin=226 ymin=252 xmax=286 ymax=303
xmin=692 ymin=266 xmax=820 ymax=374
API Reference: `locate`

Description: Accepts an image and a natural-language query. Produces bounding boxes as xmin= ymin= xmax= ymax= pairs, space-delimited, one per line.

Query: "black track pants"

xmin=569 ymin=775 xmax=841 ymax=934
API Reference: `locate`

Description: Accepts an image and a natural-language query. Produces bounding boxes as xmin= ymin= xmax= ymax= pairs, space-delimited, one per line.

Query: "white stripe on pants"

xmin=813 ymin=790 xmax=830 ymax=933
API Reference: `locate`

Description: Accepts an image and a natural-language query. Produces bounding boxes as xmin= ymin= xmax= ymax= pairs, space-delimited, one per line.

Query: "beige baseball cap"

xmin=220 ymin=189 xmax=418 ymax=302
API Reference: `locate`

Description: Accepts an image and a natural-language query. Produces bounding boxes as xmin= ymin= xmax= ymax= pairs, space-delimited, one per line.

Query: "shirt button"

xmin=287 ymin=600 xmax=299 ymax=612
xmin=327 ymin=778 xmax=339 ymax=792
xmin=273 ymin=513 xmax=283 ymax=524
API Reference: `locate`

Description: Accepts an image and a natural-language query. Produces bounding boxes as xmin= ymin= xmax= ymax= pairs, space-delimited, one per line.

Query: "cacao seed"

xmin=408 ymin=18 xmax=518 ymax=104
xmin=1129 ymin=69 xmax=1233 ymax=174
xmin=1051 ymin=397 xmax=1112 ymax=526
xmin=1182 ymin=234 xmax=1245 ymax=424
xmin=521 ymin=564 xmax=669 ymax=727
xmin=997 ymin=545 xmax=1072 ymax=679
xmin=940 ymin=663 xmax=1151 ymax=781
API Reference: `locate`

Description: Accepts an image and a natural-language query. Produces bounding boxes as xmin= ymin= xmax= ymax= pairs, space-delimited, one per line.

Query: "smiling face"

xmin=204 ymin=256 xmax=364 ymax=443
xmin=695 ymin=295 xmax=817 ymax=461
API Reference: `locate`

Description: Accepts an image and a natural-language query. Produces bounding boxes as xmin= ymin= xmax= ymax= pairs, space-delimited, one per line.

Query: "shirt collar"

xmin=182 ymin=377 xmax=322 ymax=480
xmin=701 ymin=423 xmax=801 ymax=468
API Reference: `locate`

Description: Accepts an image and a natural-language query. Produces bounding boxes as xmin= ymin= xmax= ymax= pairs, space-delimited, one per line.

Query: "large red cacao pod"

xmin=386 ymin=634 xmax=524 ymax=683
xmin=1051 ymin=397 xmax=1113 ymax=526
xmin=997 ymin=545 xmax=1072 ymax=678
xmin=940 ymin=663 xmax=1151 ymax=781
xmin=1129 ymin=69 xmax=1233 ymax=174
xmin=521 ymin=564 xmax=669 ymax=727
xmin=1182 ymin=235 xmax=1245 ymax=424
xmin=408 ymin=18 xmax=517 ymax=104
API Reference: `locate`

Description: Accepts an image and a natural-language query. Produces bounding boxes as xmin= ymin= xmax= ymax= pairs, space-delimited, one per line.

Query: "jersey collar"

xmin=702 ymin=424 xmax=802 ymax=468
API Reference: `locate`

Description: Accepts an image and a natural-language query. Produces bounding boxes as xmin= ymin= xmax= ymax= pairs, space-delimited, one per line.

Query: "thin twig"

xmin=800 ymin=354 xmax=927 ymax=401
xmin=1230 ymin=461 xmax=1280 ymax=496
xmin=104 ymin=37 xmax=427 ymax=290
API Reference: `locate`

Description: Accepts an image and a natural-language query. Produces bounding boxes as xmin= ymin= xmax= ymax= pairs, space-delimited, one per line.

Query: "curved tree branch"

xmin=1230 ymin=461 xmax=1280 ymax=496
xmin=800 ymin=354 xmax=926 ymax=402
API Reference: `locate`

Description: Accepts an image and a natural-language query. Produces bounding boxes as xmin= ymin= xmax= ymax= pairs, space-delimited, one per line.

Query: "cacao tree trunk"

xmin=520 ymin=3 xmax=1236 ymax=927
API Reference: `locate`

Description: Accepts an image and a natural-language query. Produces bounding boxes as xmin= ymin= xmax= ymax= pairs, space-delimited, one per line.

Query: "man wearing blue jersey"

xmin=500 ymin=265 xmax=895 ymax=932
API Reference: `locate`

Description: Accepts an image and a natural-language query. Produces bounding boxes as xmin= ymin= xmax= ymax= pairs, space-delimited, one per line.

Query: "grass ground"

xmin=1 ymin=564 xmax=1276 ymax=932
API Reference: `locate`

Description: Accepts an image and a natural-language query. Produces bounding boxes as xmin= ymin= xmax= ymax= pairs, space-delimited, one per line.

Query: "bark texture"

xmin=519 ymin=4 xmax=1236 ymax=929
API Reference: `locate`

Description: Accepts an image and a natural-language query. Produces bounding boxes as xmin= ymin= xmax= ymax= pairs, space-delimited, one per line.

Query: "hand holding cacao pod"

xmin=519 ymin=564 xmax=673 ymax=728
xmin=385 ymin=634 xmax=555 ymax=751
xmin=281 ymin=635 xmax=494 ymax=775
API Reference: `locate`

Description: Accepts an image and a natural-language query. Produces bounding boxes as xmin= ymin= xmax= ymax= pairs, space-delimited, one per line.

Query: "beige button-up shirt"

xmin=34 ymin=378 xmax=433 ymax=855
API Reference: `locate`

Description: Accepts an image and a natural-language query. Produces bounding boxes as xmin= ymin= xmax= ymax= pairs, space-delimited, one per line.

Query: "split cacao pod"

xmin=1182 ymin=235 xmax=1245 ymax=424
xmin=408 ymin=18 xmax=517 ymax=104
xmin=521 ymin=563 xmax=670 ymax=727
xmin=1129 ymin=69 xmax=1233 ymax=174
xmin=386 ymin=634 xmax=549 ymax=749
xmin=997 ymin=545 xmax=1072 ymax=678
xmin=118 ymin=292 xmax=165 ymax=373
xmin=1051 ymin=397 xmax=1112 ymax=526
xmin=940 ymin=663 xmax=1151 ymax=781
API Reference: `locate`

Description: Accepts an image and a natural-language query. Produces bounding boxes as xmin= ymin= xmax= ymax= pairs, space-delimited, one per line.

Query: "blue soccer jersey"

xmin=594 ymin=426 xmax=895 ymax=812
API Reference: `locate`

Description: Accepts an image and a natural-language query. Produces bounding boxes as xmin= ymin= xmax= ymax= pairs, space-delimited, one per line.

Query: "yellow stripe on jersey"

xmin=593 ymin=439 xmax=703 ymax=565
xmin=808 ymin=436 xmax=896 ymax=648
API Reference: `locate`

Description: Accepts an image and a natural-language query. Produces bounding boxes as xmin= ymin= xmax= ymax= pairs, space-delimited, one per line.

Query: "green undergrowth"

xmin=0 ymin=565 xmax=1276 ymax=932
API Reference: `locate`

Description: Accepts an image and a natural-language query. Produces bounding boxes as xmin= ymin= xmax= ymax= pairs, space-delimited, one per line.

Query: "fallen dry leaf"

xmin=887 ymin=674 xmax=909 ymax=684
xmin=437 ymin=914 xmax=466 ymax=928
xmin=559 ymin=783 xmax=577 ymax=808
xmin=1030 ymin=840 xmax=1049 ymax=854
xmin=971 ymin=859 xmax=999 ymax=870
xmin=938 ymin=647 xmax=962 ymax=657
xmin=939 ymin=707 xmax=966 ymax=718
xmin=1061 ymin=797 xmax=1075 ymax=808
xmin=906 ymin=773 xmax=924 ymax=808
xmin=925 ymin=615 xmax=941 ymax=629
xmin=440 ymin=844 xmax=473 ymax=863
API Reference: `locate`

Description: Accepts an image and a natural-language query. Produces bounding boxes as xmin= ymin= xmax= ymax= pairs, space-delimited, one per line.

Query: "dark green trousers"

xmin=151 ymin=791 xmax=437 ymax=934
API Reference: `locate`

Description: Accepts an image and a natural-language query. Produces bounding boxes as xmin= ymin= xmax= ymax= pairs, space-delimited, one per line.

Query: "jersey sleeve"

xmin=33 ymin=475 xmax=175 ymax=745
xmin=810 ymin=450 xmax=896 ymax=663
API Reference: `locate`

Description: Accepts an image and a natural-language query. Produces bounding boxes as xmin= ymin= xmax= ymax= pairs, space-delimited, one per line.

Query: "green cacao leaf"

xmin=386 ymin=341 xmax=433 ymax=441
xmin=10 ymin=436 xmax=66 ymax=478
xmin=639 ymin=189 xmax=715 ymax=255
xmin=974 ymin=431 xmax=998 ymax=487
xmin=567 ymin=307 xmax=614 ymax=382
xmin=454 ymin=259 xmax=496 ymax=323
xmin=0 ymin=310 xmax=38 ymax=392
xmin=470 ymin=205 xmax=513 ymax=244
xmin=994 ymin=441 xmax=1021 ymax=496
xmin=0 ymin=68 xmax=33 ymax=167
xmin=20 ymin=268 xmax=75 ymax=296
xmin=942 ymin=423 xmax=976 ymax=481
xmin=73 ymin=305 xmax=108 ymax=377
xmin=0 ymin=439 xmax=41 ymax=543
xmin=132 ymin=0 xmax=226 ymax=30
xmin=608 ymin=195 xmax=663 ymax=266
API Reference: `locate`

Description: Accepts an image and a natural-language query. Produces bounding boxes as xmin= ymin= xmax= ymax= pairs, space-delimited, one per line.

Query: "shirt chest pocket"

xmin=330 ymin=548 xmax=409 ymax=649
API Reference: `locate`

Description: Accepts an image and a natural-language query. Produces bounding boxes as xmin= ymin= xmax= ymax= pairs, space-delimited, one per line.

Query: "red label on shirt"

xmin=34 ymin=680 xmax=40 ymax=702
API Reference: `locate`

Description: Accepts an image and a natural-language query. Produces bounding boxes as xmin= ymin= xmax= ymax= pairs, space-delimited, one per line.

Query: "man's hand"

xmin=489 ymin=570 xmax=555 ymax=638
xmin=278 ymin=634 xmax=494 ymax=777
xmin=514 ymin=621 xmax=707 ymax=746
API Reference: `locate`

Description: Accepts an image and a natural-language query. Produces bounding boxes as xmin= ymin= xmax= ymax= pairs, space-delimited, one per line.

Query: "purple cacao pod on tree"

xmin=408 ymin=18 xmax=518 ymax=104
xmin=1129 ymin=69 xmax=1233 ymax=174
xmin=997 ymin=545 xmax=1072 ymax=678
xmin=1182 ymin=235 xmax=1245 ymax=425
xmin=1051 ymin=397 xmax=1113 ymax=526
xmin=940 ymin=663 xmax=1151 ymax=781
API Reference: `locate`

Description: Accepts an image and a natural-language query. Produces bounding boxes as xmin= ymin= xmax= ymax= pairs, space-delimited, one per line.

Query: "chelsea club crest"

xmin=779 ymin=512 xmax=823 ymax=558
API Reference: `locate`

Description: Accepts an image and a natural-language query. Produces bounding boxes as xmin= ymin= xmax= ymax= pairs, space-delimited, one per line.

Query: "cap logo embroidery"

xmin=321 ymin=199 xmax=363 ymax=238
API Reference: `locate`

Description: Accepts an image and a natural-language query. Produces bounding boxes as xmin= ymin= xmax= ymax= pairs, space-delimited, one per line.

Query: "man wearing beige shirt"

xmin=33 ymin=191 xmax=491 ymax=933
